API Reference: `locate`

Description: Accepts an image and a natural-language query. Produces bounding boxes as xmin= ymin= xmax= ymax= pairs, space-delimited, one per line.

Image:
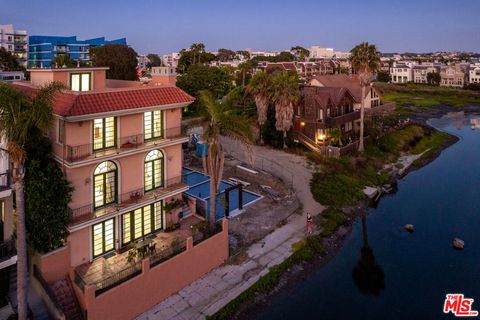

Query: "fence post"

xmin=142 ymin=258 xmax=150 ymax=274
xmin=186 ymin=237 xmax=193 ymax=251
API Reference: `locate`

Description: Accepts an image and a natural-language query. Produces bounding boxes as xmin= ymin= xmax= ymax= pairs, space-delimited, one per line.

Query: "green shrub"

xmin=320 ymin=208 xmax=347 ymax=237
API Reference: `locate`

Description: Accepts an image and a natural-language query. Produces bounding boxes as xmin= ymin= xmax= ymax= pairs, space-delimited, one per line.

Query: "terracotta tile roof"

xmin=12 ymin=83 xmax=194 ymax=117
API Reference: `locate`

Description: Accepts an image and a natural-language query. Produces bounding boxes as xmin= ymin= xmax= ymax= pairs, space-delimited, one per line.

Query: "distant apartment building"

xmin=161 ymin=52 xmax=180 ymax=67
xmin=440 ymin=65 xmax=468 ymax=87
xmin=28 ymin=35 xmax=127 ymax=68
xmin=334 ymin=51 xmax=350 ymax=59
xmin=309 ymin=46 xmax=334 ymax=59
xmin=390 ymin=62 xmax=414 ymax=83
xmin=0 ymin=24 xmax=28 ymax=67
xmin=469 ymin=63 xmax=480 ymax=84
xmin=412 ymin=65 xmax=439 ymax=84
xmin=13 ymin=66 xmax=229 ymax=320
xmin=137 ymin=54 xmax=149 ymax=70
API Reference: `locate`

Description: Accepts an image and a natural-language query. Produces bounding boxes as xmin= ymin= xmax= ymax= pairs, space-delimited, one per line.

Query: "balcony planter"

xmin=121 ymin=142 xmax=136 ymax=149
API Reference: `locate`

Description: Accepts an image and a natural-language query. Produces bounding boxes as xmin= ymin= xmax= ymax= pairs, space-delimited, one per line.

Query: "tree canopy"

xmin=24 ymin=135 xmax=73 ymax=253
xmin=0 ymin=47 xmax=22 ymax=71
xmin=376 ymin=71 xmax=391 ymax=82
xmin=91 ymin=44 xmax=138 ymax=80
xmin=427 ymin=72 xmax=441 ymax=86
xmin=216 ymin=48 xmax=236 ymax=62
xmin=177 ymin=43 xmax=216 ymax=73
xmin=176 ymin=65 xmax=234 ymax=110
xmin=146 ymin=53 xmax=162 ymax=68
xmin=291 ymin=46 xmax=310 ymax=61
xmin=52 ymin=54 xmax=77 ymax=68
xmin=251 ymin=51 xmax=295 ymax=63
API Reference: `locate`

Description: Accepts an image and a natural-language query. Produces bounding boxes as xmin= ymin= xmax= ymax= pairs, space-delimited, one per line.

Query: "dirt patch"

xmin=185 ymin=151 xmax=300 ymax=252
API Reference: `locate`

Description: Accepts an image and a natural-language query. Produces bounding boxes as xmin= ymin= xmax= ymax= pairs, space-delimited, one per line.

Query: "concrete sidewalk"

xmin=137 ymin=214 xmax=306 ymax=320
xmin=137 ymin=141 xmax=324 ymax=320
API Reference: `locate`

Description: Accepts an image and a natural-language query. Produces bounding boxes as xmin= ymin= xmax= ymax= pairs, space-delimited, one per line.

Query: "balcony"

xmin=69 ymin=175 xmax=187 ymax=226
xmin=73 ymin=217 xmax=222 ymax=295
xmin=326 ymin=110 xmax=361 ymax=126
xmin=65 ymin=126 xmax=186 ymax=164
xmin=0 ymin=171 xmax=11 ymax=191
xmin=0 ymin=238 xmax=17 ymax=268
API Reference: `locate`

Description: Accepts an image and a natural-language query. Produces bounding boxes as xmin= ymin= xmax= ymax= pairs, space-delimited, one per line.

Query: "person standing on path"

xmin=306 ymin=212 xmax=313 ymax=234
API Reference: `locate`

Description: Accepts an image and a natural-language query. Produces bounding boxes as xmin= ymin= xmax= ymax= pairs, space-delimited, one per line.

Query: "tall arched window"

xmin=94 ymin=161 xmax=117 ymax=209
xmin=144 ymin=150 xmax=164 ymax=192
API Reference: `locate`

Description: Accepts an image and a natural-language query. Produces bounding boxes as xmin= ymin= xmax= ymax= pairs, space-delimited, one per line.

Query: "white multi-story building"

xmin=412 ymin=64 xmax=440 ymax=84
xmin=0 ymin=24 xmax=27 ymax=67
xmin=334 ymin=51 xmax=350 ymax=59
xmin=137 ymin=54 xmax=149 ymax=70
xmin=161 ymin=52 xmax=180 ymax=68
xmin=390 ymin=62 xmax=414 ymax=83
xmin=469 ymin=63 xmax=480 ymax=84
xmin=309 ymin=46 xmax=334 ymax=59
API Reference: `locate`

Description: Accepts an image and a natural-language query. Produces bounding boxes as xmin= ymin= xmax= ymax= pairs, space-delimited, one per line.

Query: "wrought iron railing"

xmin=149 ymin=241 xmax=187 ymax=268
xmin=192 ymin=222 xmax=223 ymax=246
xmin=65 ymin=126 xmax=185 ymax=163
xmin=94 ymin=260 xmax=143 ymax=296
xmin=69 ymin=175 xmax=186 ymax=225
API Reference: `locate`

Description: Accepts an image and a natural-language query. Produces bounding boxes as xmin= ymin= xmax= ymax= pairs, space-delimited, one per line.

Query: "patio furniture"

xmin=135 ymin=238 xmax=152 ymax=257
xmin=149 ymin=242 xmax=156 ymax=255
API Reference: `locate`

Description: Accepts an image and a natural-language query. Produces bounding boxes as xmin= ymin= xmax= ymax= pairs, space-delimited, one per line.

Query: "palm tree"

xmin=349 ymin=42 xmax=380 ymax=152
xmin=0 ymin=81 xmax=63 ymax=320
xmin=270 ymin=71 xmax=300 ymax=149
xmin=246 ymin=71 xmax=271 ymax=143
xmin=198 ymin=91 xmax=254 ymax=228
xmin=352 ymin=212 xmax=385 ymax=296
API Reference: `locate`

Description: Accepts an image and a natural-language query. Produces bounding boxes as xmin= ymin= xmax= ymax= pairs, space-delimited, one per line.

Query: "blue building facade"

xmin=28 ymin=36 xmax=127 ymax=68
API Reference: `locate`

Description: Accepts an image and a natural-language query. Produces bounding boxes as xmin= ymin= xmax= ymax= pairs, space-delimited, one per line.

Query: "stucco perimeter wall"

xmin=82 ymin=219 xmax=229 ymax=320
xmin=34 ymin=246 xmax=71 ymax=284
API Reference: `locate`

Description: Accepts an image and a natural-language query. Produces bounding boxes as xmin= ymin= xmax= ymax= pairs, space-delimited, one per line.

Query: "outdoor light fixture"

xmin=300 ymin=121 xmax=305 ymax=127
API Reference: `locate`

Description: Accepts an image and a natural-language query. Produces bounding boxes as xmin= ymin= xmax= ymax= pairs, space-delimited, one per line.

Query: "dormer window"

xmin=70 ymin=72 xmax=91 ymax=92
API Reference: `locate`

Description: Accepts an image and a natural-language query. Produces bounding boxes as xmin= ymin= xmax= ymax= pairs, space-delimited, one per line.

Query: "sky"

xmin=1 ymin=0 xmax=479 ymax=54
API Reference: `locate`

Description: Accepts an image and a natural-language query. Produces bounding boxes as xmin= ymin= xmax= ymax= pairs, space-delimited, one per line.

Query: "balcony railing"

xmin=326 ymin=110 xmax=361 ymax=126
xmin=69 ymin=175 xmax=187 ymax=226
xmin=0 ymin=171 xmax=11 ymax=191
xmin=65 ymin=126 xmax=185 ymax=163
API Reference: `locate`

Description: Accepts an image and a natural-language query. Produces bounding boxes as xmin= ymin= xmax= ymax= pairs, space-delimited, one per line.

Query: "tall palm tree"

xmin=246 ymin=71 xmax=271 ymax=143
xmin=198 ymin=91 xmax=254 ymax=228
xmin=0 ymin=81 xmax=63 ymax=320
xmin=270 ymin=71 xmax=300 ymax=149
xmin=352 ymin=212 xmax=385 ymax=296
xmin=349 ymin=42 xmax=380 ymax=152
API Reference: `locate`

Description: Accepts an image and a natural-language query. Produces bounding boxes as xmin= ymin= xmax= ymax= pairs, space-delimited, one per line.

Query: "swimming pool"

xmin=182 ymin=168 xmax=262 ymax=220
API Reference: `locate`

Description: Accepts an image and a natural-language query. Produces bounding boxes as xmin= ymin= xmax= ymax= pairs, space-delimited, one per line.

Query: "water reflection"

xmin=352 ymin=212 xmax=385 ymax=296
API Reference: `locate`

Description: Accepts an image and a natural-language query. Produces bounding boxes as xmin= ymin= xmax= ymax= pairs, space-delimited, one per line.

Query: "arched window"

xmin=144 ymin=150 xmax=164 ymax=191
xmin=94 ymin=161 xmax=117 ymax=209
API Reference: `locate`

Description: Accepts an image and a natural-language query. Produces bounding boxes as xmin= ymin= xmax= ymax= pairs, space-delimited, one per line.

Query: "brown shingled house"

xmin=293 ymin=86 xmax=360 ymax=154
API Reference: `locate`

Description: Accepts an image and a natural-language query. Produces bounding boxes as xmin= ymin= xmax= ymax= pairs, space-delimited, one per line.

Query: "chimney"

xmin=151 ymin=66 xmax=177 ymax=86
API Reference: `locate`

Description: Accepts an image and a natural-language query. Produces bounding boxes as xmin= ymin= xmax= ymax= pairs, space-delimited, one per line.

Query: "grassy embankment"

xmin=310 ymin=125 xmax=451 ymax=208
xmin=376 ymin=83 xmax=480 ymax=116
xmin=207 ymin=207 xmax=346 ymax=320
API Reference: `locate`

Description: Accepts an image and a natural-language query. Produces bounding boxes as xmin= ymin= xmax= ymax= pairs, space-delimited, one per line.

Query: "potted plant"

xmin=163 ymin=199 xmax=184 ymax=232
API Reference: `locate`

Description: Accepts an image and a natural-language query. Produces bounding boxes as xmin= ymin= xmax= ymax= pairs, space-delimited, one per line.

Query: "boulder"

xmin=404 ymin=224 xmax=414 ymax=233
xmin=453 ymin=238 xmax=465 ymax=250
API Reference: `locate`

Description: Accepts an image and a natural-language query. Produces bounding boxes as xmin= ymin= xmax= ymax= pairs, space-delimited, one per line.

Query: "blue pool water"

xmin=182 ymin=168 xmax=261 ymax=220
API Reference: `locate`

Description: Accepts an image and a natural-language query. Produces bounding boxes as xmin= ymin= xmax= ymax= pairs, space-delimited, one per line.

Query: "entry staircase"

xmin=50 ymin=277 xmax=84 ymax=320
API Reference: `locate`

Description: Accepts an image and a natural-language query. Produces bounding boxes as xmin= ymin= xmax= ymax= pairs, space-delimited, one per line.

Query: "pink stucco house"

xmin=13 ymin=67 xmax=229 ymax=320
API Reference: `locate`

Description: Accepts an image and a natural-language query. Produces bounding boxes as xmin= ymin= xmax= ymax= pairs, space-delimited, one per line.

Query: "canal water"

xmin=256 ymin=114 xmax=480 ymax=320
